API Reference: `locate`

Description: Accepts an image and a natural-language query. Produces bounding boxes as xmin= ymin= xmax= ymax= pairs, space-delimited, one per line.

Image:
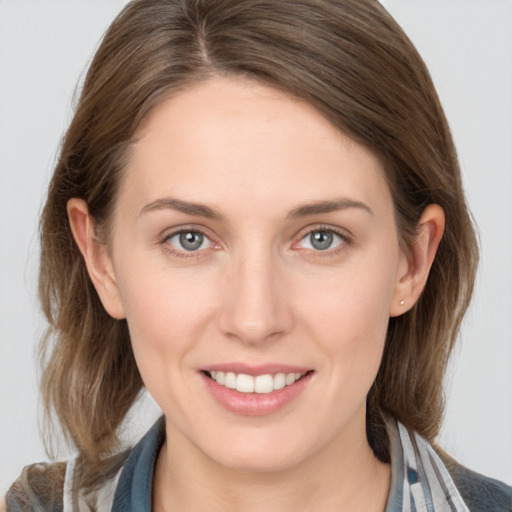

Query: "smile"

xmin=202 ymin=368 xmax=314 ymax=415
xmin=206 ymin=371 xmax=306 ymax=394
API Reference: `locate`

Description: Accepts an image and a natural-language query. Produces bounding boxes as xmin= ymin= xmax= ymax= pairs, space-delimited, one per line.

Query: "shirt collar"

xmin=109 ymin=415 xmax=468 ymax=511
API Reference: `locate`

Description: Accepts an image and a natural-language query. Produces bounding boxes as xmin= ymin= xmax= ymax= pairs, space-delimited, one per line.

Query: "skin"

xmin=69 ymin=76 xmax=444 ymax=511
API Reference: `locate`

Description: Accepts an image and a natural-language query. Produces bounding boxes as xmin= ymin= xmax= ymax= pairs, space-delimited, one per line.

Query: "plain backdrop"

xmin=1 ymin=0 xmax=511 ymax=495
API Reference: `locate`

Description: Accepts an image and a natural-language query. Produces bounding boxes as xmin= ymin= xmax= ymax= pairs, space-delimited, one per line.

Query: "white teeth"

xmin=285 ymin=373 xmax=296 ymax=385
xmin=236 ymin=373 xmax=255 ymax=393
xmin=255 ymin=374 xmax=274 ymax=393
xmin=208 ymin=371 xmax=306 ymax=394
xmin=274 ymin=373 xmax=286 ymax=390
xmin=225 ymin=372 xmax=236 ymax=389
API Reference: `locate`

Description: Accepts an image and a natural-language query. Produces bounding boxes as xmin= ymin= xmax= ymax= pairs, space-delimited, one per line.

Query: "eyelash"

xmin=158 ymin=228 xmax=219 ymax=259
xmin=293 ymin=225 xmax=351 ymax=258
xmin=158 ymin=225 xmax=351 ymax=259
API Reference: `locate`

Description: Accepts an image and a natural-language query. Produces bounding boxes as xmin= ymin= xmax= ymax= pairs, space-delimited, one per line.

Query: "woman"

xmin=6 ymin=0 xmax=511 ymax=510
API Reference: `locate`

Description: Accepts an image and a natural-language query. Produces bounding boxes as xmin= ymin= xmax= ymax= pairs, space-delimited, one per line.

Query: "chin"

xmin=200 ymin=433 xmax=313 ymax=474
xmin=215 ymin=451 xmax=305 ymax=474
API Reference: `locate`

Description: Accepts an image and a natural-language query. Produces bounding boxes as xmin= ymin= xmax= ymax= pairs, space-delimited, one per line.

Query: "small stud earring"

xmin=399 ymin=300 xmax=405 ymax=306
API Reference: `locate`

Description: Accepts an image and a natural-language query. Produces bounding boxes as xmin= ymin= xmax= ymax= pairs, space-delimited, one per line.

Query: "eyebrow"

xmin=286 ymin=198 xmax=373 ymax=219
xmin=139 ymin=198 xmax=224 ymax=220
xmin=139 ymin=197 xmax=373 ymax=220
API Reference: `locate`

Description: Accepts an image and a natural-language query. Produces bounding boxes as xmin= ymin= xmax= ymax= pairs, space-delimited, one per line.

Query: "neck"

xmin=153 ymin=414 xmax=390 ymax=512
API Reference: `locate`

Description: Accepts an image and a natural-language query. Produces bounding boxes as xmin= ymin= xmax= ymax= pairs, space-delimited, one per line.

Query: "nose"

xmin=218 ymin=250 xmax=293 ymax=345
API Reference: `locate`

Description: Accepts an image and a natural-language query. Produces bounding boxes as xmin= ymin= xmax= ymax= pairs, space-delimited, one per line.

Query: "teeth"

xmin=285 ymin=373 xmax=296 ymax=385
xmin=208 ymin=371 xmax=305 ymax=394
xmin=225 ymin=372 xmax=236 ymax=389
xmin=274 ymin=373 xmax=286 ymax=390
xmin=255 ymin=374 xmax=273 ymax=393
xmin=236 ymin=373 xmax=255 ymax=393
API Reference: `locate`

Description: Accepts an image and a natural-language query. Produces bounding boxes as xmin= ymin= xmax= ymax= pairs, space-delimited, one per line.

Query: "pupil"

xmin=311 ymin=231 xmax=333 ymax=250
xmin=180 ymin=232 xmax=203 ymax=251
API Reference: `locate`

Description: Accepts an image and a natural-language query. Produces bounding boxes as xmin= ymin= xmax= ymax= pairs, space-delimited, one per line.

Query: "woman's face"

xmin=104 ymin=76 xmax=409 ymax=471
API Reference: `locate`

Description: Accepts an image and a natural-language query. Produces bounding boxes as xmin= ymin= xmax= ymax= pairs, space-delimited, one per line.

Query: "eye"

xmin=166 ymin=230 xmax=213 ymax=252
xmin=298 ymin=229 xmax=345 ymax=251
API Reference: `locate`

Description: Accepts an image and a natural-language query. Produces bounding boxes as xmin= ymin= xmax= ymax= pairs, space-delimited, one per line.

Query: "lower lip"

xmin=201 ymin=372 xmax=313 ymax=416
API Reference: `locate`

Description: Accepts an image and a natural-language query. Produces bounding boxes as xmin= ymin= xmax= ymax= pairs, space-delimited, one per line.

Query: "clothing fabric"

xmin=386 ymin=420 xmax=469 ymax=511
xmin=7 ymin=416 xmax=512 ymax=511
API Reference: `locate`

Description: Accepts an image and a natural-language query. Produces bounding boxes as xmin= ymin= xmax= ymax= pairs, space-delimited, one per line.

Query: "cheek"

xmin=299 ymin=252 xmax=398 ymax=372
xmin=308 ymin=291 xmax=389 ymax=369
xmin=117 ymin=268 xmax=219 ymax=417
xmin=114 ymin=260 xmax=216 ymax=371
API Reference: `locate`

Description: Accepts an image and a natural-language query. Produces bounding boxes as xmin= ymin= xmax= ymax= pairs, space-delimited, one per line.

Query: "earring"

xmin=399 ymin=299 xmax=405 ymax=306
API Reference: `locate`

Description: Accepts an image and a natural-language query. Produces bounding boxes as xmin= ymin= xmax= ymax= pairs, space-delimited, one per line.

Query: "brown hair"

xmin=36 ymin=0 xmax=476 ymax=489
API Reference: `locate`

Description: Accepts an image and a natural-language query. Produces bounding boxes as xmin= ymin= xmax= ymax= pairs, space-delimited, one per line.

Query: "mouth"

xmin=201 ymin=366 xmax=314 ymax=415
xmin=203 ymin=370 xmax=312 ymax=394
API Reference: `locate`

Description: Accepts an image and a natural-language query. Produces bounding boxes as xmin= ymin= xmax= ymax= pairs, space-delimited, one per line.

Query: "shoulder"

xmin=5 ymin=420 xmax=164 ymax=512
xmin=436 ymin=447 xmax=512 ymax=512
xmin=5 ymin=461 xmax=66 ymax=512
xmin=5 ymin=454 xmax=126 ymax=512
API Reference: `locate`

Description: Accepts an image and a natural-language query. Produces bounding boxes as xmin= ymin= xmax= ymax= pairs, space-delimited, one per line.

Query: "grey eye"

xmin=310 ymin=231 xmax=333 ymax=250
xmin=300 ymin=230 xmax=343 ymax=251
xmin=179 ymin=231 xmax=204 ymax=251
xmin=167 ymin=231 xmax=210 ymax=252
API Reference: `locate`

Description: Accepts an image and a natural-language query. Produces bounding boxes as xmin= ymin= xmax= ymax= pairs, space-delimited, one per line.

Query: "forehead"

xmin=120 ymin=76 xmax=392 ymax=218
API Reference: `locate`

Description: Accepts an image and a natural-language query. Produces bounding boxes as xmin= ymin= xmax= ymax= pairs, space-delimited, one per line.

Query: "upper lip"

xmin=201 ymin=363 xmax=312 ymax=376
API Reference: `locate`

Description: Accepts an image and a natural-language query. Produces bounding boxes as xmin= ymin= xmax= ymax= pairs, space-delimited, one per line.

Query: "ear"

xmin=389 ymin=204 xmax=445 ymax=317
xmin=67 ymin=198 xmax=126 ymax=319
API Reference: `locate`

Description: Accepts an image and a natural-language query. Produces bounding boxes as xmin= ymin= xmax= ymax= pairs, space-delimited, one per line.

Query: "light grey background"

xmin=1 ymin=0 xmax=511 ymax=495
